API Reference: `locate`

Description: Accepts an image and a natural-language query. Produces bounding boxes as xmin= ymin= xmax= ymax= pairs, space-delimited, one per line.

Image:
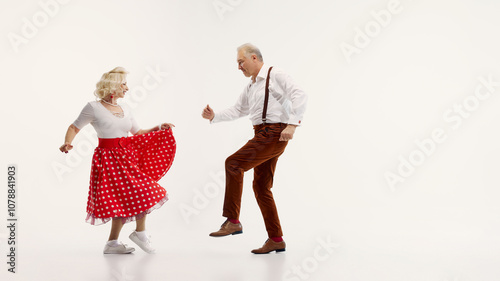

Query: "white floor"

xmin=2 ymin=202 xmax=500 ymax=281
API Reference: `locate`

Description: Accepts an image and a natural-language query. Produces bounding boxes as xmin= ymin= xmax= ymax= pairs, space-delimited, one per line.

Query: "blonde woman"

xmin=59 ymin=67 xmax=176 ymax=254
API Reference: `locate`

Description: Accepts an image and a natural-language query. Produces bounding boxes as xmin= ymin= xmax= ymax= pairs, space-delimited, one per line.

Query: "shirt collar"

xmin=254 ymin=64 xmax=270 ymax=83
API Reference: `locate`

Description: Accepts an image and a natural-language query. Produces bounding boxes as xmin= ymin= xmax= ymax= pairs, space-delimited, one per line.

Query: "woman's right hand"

xmin=59 ymin=143 xmax=74 ymax=153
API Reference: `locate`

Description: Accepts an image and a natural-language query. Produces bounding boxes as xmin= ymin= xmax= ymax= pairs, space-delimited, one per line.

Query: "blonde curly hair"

xmin=94 ymin=67 xmax=129 ymax=99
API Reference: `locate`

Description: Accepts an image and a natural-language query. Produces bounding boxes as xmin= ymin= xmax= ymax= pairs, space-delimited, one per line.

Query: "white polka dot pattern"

xmin=85 ymin=129 xmax=176 ymax=225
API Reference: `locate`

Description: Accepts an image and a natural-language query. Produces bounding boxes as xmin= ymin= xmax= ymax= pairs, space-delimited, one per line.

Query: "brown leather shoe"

xmin=251 ymin=239 xmax=286 ymax=254
xmin=209 ymin=219 xmax=243 ymax=237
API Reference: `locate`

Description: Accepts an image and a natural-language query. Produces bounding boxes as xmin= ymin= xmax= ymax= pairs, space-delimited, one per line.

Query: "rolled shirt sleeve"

xmin=274 ymin=71 xmax=308 ymax=126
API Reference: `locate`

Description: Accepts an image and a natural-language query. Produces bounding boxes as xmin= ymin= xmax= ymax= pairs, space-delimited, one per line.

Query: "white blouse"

xmin=72 ymin=101 xmax=140 ymax=139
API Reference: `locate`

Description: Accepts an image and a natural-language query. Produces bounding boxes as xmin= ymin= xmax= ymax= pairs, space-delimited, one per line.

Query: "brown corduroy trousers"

xmin=222 ymin=123 xmax=288 ymax=238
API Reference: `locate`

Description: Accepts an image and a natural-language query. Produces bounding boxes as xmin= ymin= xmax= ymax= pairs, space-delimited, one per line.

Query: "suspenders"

xmin=262 ymin=66 xmax=273 ymax=125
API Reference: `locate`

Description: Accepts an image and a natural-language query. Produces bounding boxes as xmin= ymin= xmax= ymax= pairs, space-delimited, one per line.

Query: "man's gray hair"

xmin=237 ymin=43 xmax=264 ymax=62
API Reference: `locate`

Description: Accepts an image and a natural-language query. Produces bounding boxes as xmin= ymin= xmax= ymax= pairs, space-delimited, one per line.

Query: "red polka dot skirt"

xmin=85 ymin=129 xmax=176 ymax=225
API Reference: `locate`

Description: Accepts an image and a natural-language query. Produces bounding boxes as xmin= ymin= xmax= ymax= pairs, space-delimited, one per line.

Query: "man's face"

xmin=237 ymin=50 xmax=257 ymax=78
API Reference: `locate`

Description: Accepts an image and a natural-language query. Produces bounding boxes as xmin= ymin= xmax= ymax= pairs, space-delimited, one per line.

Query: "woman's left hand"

xmin=159 ymin=123 xmax=175 ymax=130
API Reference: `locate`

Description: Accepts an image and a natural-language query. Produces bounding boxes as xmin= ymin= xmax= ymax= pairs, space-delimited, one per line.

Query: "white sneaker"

xmin=129 ymin=231 xmax=156 ymax=254
xmin=103 ymin=241 xmax=135 ymax=254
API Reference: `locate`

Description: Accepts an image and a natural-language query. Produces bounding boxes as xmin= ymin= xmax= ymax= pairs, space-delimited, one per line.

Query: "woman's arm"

xmin=59 ymin=124 xmax=80 ymax=153
xmin=134 ymin=123 xmax=175 ymax=135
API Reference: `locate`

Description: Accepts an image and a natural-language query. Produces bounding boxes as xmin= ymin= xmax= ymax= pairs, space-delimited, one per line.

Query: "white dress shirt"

xmin=212 ymin=64 xmax=307 ymax=126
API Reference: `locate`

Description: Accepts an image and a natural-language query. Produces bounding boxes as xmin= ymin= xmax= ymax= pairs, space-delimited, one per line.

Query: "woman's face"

xmin=113 ymin=80 xmax=129 ymax=99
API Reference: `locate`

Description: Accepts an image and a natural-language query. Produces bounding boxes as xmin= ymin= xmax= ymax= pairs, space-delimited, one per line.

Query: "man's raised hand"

xmin=202 ymin=104 xmax=215 ymax=121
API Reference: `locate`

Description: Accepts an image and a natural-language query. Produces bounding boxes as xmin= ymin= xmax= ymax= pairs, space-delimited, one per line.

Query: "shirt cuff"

xmin=287 ymin=117 xmax=302 ymax=126
xmin=210 ymin=113 xmax=219 ymax=124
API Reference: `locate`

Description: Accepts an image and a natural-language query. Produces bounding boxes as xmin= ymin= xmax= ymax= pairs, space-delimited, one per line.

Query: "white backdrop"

xmin=1 ymin=0 xmax=500 ymax=280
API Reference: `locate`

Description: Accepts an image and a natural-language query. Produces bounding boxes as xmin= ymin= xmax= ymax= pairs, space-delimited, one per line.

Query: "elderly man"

xmin=202 ymin=43 xmax=307 ymax=254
